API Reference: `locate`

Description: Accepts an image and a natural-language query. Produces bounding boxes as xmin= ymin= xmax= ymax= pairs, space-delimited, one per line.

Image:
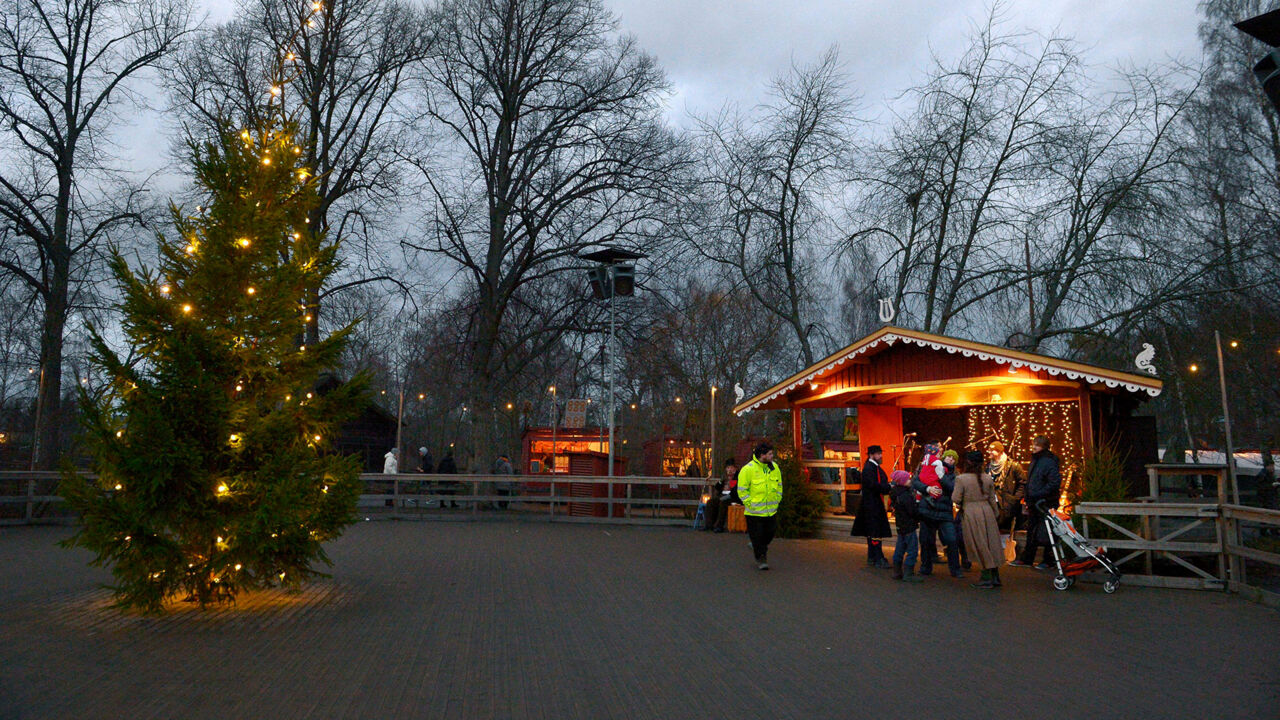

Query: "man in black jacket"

xmin=851 ymin=445 xmax=892 ymax=569
xmin=1012 ymin=436 xmax=1062 ymax=569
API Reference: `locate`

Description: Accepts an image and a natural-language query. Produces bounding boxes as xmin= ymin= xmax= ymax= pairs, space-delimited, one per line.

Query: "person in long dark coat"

xmin=851 ymin=444 xmax=892 ymax=568
xmin=1012 ymin=436 xmax=1062 ymax=569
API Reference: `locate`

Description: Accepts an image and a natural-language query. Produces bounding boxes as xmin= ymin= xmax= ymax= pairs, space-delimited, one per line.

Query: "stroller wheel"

xmin=1053 ymin=575 xmax=1070 ymax=591
xmin=1103 ymin=579 xmax=1119 ymax=594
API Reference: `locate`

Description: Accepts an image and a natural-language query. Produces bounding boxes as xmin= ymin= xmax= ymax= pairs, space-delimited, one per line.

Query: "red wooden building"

xmin=733 ymin=327 xmax=1163 ymax=504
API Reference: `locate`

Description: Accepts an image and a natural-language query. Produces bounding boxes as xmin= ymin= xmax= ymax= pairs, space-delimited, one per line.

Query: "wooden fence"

xmin=1073 ymin=462 xmax=1280 ymax=607
xmin=0 ymin=472 xmax=711 ymax=527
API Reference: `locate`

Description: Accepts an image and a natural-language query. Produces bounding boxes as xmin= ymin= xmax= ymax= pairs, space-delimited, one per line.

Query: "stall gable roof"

xmin=733 ymin=326 xmax=1162 ymax=416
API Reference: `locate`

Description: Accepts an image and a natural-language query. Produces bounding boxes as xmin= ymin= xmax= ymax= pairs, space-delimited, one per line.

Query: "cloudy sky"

xmin=196 ymin=0 xmax=1205 ymax=117
xmin=148 ymin=0 xmax=1204 ymax=181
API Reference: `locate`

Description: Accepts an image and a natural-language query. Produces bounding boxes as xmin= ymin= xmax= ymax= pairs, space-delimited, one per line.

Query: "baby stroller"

xmin=1036 ymin=500 xmax=1122 ymax=594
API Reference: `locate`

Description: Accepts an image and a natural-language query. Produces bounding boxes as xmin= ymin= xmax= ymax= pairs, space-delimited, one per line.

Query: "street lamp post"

xmin=549 ymin=385 xmax=557 ymax=474
xmin=395 ymin=382 xmax=405 ymax=465
xmin=581 ymin=246 xmax=645 ymax=477
xmin=1214 ymin=331 xmax=1240 ymax=504
xmin=710 ymin=385 xmax=717 ymax=478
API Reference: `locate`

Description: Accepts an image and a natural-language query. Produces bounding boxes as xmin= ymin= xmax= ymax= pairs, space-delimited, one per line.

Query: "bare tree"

xmin=1023 ymin=67 xmax=1210 ymax=347
xmin=167 ymin=0 xmax=433 ymax=344
xmin=694 ymin=47 xmax=856 ymax=368
xmin=850 ymin=14 xmax=1077 ymax=338
xmin=406 ymin=0 xmax=685 ymax=467
xmin=0 ymin=0 xmax=191 ymax=467
xmin=691 ymin=47 xmax=856 ymax=444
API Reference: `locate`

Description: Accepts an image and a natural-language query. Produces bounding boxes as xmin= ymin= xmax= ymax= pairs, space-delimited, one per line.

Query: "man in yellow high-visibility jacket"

xmin=737 ymin=441 xmax=783 ymax=570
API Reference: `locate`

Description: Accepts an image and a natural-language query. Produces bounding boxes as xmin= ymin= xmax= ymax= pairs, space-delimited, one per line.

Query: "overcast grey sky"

xmin=139 ymin=0 xmax=1203 ymax=182
xmin=197 ymin=0 xmax=1204 ymax=111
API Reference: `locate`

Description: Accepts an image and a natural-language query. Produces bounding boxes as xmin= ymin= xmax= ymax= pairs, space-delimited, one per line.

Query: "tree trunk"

xmin=32 ymin=269 xmax=68 ymax=470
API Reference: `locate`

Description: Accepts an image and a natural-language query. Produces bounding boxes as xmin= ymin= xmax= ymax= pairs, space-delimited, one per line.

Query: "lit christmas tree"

xmin=61 ymin=2 xmax=365 ymax=612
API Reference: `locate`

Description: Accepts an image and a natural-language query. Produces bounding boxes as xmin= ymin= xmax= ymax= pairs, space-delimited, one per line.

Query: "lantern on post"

xmin=578 ymin=246 xmax=646 ymax=477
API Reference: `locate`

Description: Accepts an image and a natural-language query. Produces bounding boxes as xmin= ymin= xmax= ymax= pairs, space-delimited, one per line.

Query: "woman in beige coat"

xmin=953 ymin=450 xmax=1005 ymax=589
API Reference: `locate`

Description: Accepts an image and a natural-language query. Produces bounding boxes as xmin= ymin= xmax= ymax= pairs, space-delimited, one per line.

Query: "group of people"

xmin=380 ymin=445 xmax=476 ymax=509
xmin=852 ymin=436 xmax=1063 ymax=589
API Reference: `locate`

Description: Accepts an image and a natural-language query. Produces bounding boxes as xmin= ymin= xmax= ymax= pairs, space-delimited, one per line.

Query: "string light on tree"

xmin=57 ymin=0 xmax=355 ymax=613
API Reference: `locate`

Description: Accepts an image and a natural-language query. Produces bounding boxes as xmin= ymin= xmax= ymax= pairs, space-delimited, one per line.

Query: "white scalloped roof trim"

xmin=735 ymin=333 xmax=1162 ymax=416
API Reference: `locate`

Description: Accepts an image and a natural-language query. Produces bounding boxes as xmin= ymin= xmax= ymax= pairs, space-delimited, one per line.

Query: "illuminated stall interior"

xmin=521 ymin=427 xmax=613 ymax=474
xmin=733 ymin=327 xmax=1163 ymax=512
xmin=642 ymin=438 xmax=712 ymax=477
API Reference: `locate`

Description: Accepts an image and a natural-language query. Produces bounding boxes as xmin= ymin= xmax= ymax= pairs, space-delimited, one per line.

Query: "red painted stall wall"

xmin=857 ymin=404 xmax=904 ymax=471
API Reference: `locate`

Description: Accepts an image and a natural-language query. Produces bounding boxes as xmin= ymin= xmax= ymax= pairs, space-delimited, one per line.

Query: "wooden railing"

xmin=1221 ymin=504 xmax=1280 ymax=606
xmin=1074 ymin=496 xmax=1280 ymax=606
xmin=0 ymin=472 xmax=710 ymax=527
xmin=1075 ymin=501 xmax=1225 ymax=590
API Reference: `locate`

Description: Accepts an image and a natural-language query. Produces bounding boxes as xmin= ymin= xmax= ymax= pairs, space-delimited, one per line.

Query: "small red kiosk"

xmin=520 ymin=427 xmax=626 ymax=517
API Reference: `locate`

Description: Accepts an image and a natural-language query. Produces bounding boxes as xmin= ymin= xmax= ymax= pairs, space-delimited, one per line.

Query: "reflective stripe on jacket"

xmin=737 ymin=457 xmax=783 ymax=517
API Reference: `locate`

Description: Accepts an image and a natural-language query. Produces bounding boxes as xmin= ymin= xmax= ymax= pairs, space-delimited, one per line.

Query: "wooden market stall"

xmin=732 ymin=327 xmax=1163 ymax=505
xmin=521 ymin=426 xmax=614 ymax=475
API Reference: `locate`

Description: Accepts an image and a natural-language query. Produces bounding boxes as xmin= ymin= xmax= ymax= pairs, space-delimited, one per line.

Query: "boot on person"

xmin=902 ymin=567 xmax=923 ymax=583
xmin=971 ymin=569 xmax=995 ymax=589
xmin=892 ymin=558 xmax=903 ymax=580
xmin=990 ymin=568 xmax=1003 ymax=587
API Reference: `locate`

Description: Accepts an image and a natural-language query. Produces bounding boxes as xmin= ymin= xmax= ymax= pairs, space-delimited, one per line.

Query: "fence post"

xmin=1215 ymin=469 xmax=1230 ymax=589
xmin=394 ymin=476 xmax=400 ymax=517
xmin=550 ymin=478 xmax=555 ymax=519
xmin=25 ymin=477 xmax=34 ymax=524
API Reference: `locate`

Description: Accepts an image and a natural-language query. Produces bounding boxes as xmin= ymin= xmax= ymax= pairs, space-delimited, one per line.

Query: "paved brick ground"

xmin=2 ymin=520 xmax=1278 ymax=720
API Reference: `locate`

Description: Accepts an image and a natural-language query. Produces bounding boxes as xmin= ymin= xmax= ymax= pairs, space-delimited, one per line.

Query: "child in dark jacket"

xmin=889 ymin=470 xmax=922 ymax=582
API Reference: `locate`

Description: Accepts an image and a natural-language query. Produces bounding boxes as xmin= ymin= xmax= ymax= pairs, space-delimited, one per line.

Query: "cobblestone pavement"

xmin=2 ymin=521 xmax=1277 ymax=719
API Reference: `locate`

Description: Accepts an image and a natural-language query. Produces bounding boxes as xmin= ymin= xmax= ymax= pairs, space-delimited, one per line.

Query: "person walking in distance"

xmin=437 ymin=449 xmax=460 ymax=509
xmin=851 ymin=445 xmax=892 ymax=569
xmin=1012 ymin=436 xmax=1062 ymax=569
xmin=737 ymin=442 xmax=783 ymax=570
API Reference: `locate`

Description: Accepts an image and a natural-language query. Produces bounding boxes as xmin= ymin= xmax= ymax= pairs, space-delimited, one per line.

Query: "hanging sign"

xmin=564 ymin=399 xmax=589 ymax=428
